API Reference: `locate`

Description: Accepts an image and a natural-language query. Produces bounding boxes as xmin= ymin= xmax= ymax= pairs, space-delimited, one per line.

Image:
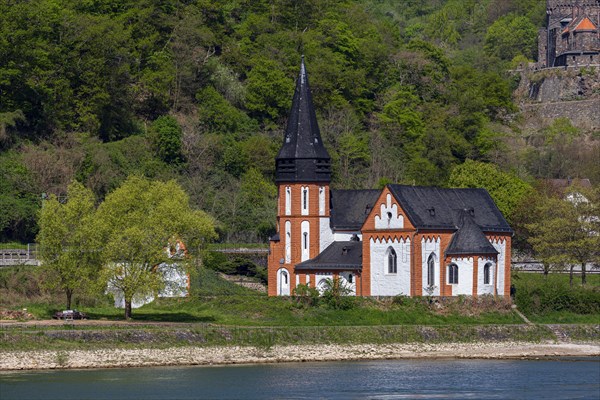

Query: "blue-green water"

xmin=1 ymin=358 xmax=599 ymax=399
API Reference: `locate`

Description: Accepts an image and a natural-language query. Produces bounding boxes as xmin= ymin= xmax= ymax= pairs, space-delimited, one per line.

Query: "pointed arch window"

xmin=427 ymin=253 xmax=435 ymax=287
xmin=301 ymin=187 xmax=309 ymax=215
xmin=448 ymin=263 xmax=458 ymax=285
xmin=285 ymin=186 xmax=291 ymax=215
xmin=484 ymin=262 xmax=492 ymax=285
xmin=301 ymin=220 xmax=310 ymax=261
xmin=387 ymin=247 xmax=397 ymax=274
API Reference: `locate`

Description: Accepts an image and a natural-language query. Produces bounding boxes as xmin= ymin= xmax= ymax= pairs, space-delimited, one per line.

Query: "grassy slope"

xmin=2 ymin=267 xmax=598 ymax=325
xmin=513 ymin=272 xmax=600 ymax=324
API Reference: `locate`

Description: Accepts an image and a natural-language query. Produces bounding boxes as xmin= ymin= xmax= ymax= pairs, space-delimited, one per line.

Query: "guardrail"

xmin=0 ymin=244 xmax=39 ymax=266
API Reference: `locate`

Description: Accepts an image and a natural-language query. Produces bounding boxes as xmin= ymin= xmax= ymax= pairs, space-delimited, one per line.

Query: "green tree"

xmin=0 ymin=152 xmax=40 ymax=242
xmin=245 ymin=58 xmax=293 ymax=123
xmin=527 ymin=187 xmax=600 ymax=286
xmin=37 ymin=181 xmax=98 ymax=309
xmin=196 ymin=86 xmax=256 ymax=136
xmin=149 ymin=115 xmax=183 ymax=165
xmin=484 ymin=14 xmax=537 ymax=61
xmin=449 ymin=160 xmax=533 ymax=223
xmin=93 ymin=176 xmax=216 ymax=318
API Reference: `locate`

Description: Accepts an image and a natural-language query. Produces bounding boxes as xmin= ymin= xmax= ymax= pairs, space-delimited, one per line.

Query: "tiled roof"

xmin=330 ymin=189 xmax=381 ymax=230
xmin=295 ymin=240 xmax=362 ymax=271
xmin=387 ymin=185 xmax=512 ymax=233
xmin=445 ymin=210 xmax=499 ymax=256
xmin=574 ymin=17 xmax=597 ymax=31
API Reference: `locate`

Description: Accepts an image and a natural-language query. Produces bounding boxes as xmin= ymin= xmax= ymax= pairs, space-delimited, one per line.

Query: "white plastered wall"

xmin=448 ymin=257 xmax=473 ymax=296
xmin=374 ymin=194 xmax=404 ymax=229
xmin=370 ymin=237 xmax=411 ymax=296
xmin=319 ymin=218 xmax=362 ymax=252
xmin=316 ymin=272 xmax=333 ymax=294
xmin=492 ymin=239 xmax=507 ymax=296
xmin=477 ymin=257 xmax=496 ymax=296
xmin=338 ymin=271 xmax=357 ymax=295
xmin=319 ymin=218 xmax=334 ymax=252
xmin=421 ymin=237 xmax=441 ymax=296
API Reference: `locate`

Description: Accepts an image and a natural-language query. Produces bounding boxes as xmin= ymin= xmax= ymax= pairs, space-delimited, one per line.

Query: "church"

xmin=267 ymin=58 xmax=513 ymax=298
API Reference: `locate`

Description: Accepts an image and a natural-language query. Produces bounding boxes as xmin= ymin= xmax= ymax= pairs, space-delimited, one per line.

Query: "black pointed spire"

xmin=275 ymin=56 xmax=331 ymax=183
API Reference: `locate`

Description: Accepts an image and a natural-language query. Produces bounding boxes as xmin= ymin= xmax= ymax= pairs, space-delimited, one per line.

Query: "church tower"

xmin=268 ymin=57 xmax=331 ymax=296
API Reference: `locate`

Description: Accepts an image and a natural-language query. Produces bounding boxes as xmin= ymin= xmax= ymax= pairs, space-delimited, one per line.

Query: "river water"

xmin=1 ymin=358 xmax=599 ymax=399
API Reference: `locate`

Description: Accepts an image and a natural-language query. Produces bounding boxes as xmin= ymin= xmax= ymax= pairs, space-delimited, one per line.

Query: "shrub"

xmin=515 ymin=274 xmax=600 ymax=315
xmin=292 ymin=284 xmax=320 ymax=307
xmin=320 ymin=277 xmax=355 ymax=310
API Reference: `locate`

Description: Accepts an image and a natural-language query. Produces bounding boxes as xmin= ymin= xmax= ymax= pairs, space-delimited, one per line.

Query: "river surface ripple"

xmin=1 ymin=358 xmax=599 ymax=399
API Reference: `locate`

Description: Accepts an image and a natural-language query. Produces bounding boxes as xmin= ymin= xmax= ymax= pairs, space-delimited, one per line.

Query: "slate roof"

xmin=445 ymin=210 xmax=499 ymax=256
xmin=295 ymin=240 xmax=362 ymax=271
xmin=275 ymin=57 xmax=331 ymax=183
xmin=387 ymin=185 xmax=512 ymax=233
xmin=330 ymin=189 xmax=381 ymax=231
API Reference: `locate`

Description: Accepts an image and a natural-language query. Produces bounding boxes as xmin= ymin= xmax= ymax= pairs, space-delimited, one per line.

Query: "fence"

xmin=0 ymin=244 xmax=39 ymax=266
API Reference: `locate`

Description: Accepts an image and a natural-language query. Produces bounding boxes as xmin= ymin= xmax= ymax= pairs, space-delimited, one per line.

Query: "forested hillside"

xmin=1 ymin=0 xmax=598 ymax=244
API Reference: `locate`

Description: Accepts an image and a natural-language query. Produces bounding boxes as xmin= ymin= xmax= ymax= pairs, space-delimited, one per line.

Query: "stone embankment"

xmin=1 ymin=342 xmax=598 ymax=371
xmin=513 ymin=66 xmax=600 ymax=133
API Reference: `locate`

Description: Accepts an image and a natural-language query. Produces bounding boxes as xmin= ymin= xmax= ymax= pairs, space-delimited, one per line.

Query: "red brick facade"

xmin=268 ymin=183 xmax=329 ymax=296
xmin=269 ymin=184 xmax=512 ymax=298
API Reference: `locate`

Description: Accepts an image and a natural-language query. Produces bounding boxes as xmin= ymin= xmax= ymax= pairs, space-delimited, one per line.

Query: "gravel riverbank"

xmin=1 ymin=342 xmax=598 ymax=371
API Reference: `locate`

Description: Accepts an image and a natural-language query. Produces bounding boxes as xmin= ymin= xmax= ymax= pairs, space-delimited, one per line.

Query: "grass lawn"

xmin=2 ymin=266 xmax=598 ymax=326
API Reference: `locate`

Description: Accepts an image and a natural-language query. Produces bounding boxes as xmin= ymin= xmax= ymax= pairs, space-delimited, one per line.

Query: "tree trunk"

xmin=125 ymin=299 xmax=132 ymax=319
xmin=581 ymin=262 xmax=587 ymax=285
xmin=66 ymin=288 xmax=73 ymax=310
xmin=569 ymin=265 xmax=574 ymax=288
xmin=543 ymin=264 xmax=549 ymax=280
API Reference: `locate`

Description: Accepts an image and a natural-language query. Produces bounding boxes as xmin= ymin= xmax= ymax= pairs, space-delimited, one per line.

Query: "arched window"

xmin=285 ymin=186 xmax=291 ymax=215
xmin=301 ymin=186 xmax=309 ymax=215
xmin=448 ymin=263 xmax=458 ymax=285
xmin=348 ymin=274 xmax=353 ymax=284
xmin=427 ymin=253 xmax=435 ymax=287
xmin=387 ymin=247 xmax=397 ymax=274
xmin=301 ymin=220 xmax=310 ymax=261
xmin=484 ymin=262 xmax=492 ymax=285
xmin=319 ymin=186 xmax=325 ymax=216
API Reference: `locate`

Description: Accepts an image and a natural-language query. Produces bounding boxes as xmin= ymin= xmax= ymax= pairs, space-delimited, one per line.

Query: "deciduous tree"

xmin=37 ymin=181 xmax=98 ymax=309
xmin=527 ymin=187 xmax=600 ymax=286
xmin=94 ymin=176 xmax=216 ymax=318
xmin=449 ymin=160 xmax=533 ymax=223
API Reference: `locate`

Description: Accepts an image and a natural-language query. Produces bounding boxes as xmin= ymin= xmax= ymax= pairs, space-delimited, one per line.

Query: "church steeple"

xmin=275 ymin=56 xmax=331 ymax=183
